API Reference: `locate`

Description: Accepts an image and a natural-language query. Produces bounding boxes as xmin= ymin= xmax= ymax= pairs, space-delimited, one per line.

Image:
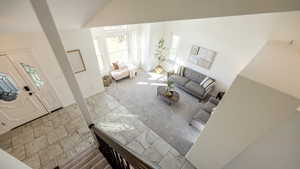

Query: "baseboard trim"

xmin=51 ymin=107 xmax=63 ymax=113
xmin=11 ymin=107 xmax=64 ymax=131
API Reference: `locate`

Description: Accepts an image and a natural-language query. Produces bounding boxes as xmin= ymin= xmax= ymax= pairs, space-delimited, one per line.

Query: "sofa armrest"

xmin=202 ymin=84 xmax=215 ymax=99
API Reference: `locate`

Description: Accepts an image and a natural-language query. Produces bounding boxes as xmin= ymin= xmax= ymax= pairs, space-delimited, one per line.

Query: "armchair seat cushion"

xmin=193 ymin=110 xmax=211 ymax=124
xmin=184 ymin=81 xmax=205 ymax=96
xmin=111 ymin=67 xmax=129 ymax=80
xmin=169 ymin=75 xmax=189 ymax=86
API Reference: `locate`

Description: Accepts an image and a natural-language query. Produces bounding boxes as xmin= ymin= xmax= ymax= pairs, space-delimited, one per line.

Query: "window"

xmin=105 ymin=33 xmax=129 ymax=64
xmin=169 ymin=35 xmax=180 ymax=61
xmin=20 ymin=63 xmax=44 ymax=88
xmin=92 ymin=25 xmax=139 ymax=74
xmin=0 ymin=73 xmax=18 ymax=101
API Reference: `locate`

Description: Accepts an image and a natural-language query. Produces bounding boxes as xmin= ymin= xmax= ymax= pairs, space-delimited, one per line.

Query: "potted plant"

xmin=154 ymin=38 xmax=167 ymax=73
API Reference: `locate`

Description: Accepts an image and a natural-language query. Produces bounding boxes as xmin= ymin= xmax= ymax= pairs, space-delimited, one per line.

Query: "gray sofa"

xmin=190 ymin=97 xmax=219 ymax=130
xmin=169 ymin=67 xmax=215 ymax=100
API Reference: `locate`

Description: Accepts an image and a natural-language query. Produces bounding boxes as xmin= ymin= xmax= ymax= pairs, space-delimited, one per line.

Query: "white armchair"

xmin=110 ymin=63 xmax=129 ymax=80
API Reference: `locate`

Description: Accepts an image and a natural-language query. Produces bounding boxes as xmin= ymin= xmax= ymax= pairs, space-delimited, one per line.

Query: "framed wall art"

xmin=66 ymin=49 xmax=86 ymax=74
xmin=188 ymin=45 xmax=217 ymax=69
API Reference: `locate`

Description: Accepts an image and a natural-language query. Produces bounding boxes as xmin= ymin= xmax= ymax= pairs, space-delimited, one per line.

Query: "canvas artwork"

xmin=188 ymin=45 xmax=200 ymax=64
xmin=188 ymin=45 xmax=217 ymax=69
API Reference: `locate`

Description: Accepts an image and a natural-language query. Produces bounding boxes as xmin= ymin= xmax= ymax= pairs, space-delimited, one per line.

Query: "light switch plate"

xmin=297 ymin=106 xmax=300 ymax=112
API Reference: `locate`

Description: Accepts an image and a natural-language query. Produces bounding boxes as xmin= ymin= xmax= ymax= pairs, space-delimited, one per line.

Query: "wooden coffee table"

xmin=157 ymin=86 xmax=179 ymax=105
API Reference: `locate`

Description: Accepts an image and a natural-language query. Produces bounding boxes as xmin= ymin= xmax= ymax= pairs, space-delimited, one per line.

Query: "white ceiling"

xmin=0 ymin=0 xmax=110 ymax=32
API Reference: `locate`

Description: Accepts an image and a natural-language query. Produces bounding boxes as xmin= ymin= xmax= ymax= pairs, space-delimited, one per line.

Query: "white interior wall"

xmin=137 ymin=24 xmax=151 ymax=71
xmin=0 ymin=149 xmax=32 ymax=169
xmin=60 ymin=29 xmax=104 ymax=101
xmin=186 ymin=12 xmax=300 ymax=168
xmin=0 ymin=29 xmax=104 ymax=106
xmin=186 ymin=76 xmax=300 ymax=169
xmin=90 ymin=11 xmax=300 ymax=84
xmin=144 ymin=23 xmax=166 ymax=71
xmin=241 ymin=41 xmax=300 ymax=99
xmin=223 ymin=112 xmax=300 ymax=169
xmin=160 ymin=11 xmax=300 ymax=90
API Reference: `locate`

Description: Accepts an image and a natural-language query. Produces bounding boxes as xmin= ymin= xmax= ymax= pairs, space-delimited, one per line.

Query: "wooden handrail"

xmin=90 ymin=125 xmax=157 ymax=169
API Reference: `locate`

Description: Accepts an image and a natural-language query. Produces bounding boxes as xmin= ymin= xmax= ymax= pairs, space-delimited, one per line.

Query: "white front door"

xmin=8 ymin=49 xmax=62 ymax=112
xmin=0 ymin=53 xmax=47 ymax=134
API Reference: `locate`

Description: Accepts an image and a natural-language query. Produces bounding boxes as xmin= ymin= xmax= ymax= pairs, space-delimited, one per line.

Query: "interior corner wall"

xmin=0 ymin=29 xmax=104 ymax=107
xmin=60 ymin=29 xmax=104 ymax=101
xmin=0 ymin=149 xmax=32 ymax=169
xmin=137 ymin=24 xmax=149 ymax=71
xmin=223 ymin=112 xmax=300 ymax=169
xmin=241 ymin=40 xmax=300 ymax=99
xmin=143 ymin=23 xmax=166 ymax=71
xmin=186 ymin=76 xmax=300 ymax=169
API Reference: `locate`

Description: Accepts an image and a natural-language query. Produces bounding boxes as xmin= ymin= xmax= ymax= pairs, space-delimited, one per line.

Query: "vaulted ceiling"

xmin=0 ymin=0 xmax=110 ymax=32
xmin=86 ymin=0 xmax=300 ymax=27
xmin=0 ymin=0 xmax=300 ymax=33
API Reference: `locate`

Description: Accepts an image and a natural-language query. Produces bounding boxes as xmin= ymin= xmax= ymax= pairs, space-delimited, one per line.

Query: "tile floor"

xmin=0 ymin=104 xmax=95 ymax=169
xmin=88 ymin=93 xmax=196 ymax=169
xmin=0 ymin=92 xmax=196 ymax=169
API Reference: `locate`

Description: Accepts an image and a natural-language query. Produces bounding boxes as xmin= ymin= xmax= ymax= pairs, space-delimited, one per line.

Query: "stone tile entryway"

xmin=88 ymin=93 xmax=196 ymax=169
xmin=0 ymin=92 xmax=195 ymax=169
xmin=0 ymin=105 xmax=95 ymax=169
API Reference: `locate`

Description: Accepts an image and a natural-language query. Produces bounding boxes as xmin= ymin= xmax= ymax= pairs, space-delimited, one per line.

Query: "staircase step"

xmin=61 ymin=145 xmax=99 ymax=169
xmin=62 ymin=145 xmax=97 ymax=169
xmin=80 ymin=153 xmax=103 ymax=169
xmin=70 ymin=150 xmax=100 ymax=169
xmin=59 ymin=144 xmax=113 ymax=169
xmin=103 ymin=164 xmax=112 ymax=169
xmin=91 ymin=158 xmax=109 ymax=169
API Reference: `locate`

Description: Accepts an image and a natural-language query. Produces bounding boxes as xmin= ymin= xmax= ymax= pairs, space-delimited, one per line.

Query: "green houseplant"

xmin=153 ymin=38 xmax=167 ymax=73
xmin=165 ymin=79 xmax=175 ymax=97
xmin=155 ymin=38 xmax=167 ymax=65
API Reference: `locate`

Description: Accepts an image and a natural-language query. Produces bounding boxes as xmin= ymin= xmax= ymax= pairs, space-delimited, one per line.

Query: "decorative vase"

xmin=166 ymin=91 xmax=173 ymax=97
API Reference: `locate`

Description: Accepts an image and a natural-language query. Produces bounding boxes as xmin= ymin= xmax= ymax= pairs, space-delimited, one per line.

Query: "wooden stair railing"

xmin=89 ymin=124 xmax=157 ymax=169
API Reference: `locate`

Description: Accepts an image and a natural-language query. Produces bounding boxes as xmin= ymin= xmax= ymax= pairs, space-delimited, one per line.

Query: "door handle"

xmin=24 ymin=86 xmax=31 ymax=91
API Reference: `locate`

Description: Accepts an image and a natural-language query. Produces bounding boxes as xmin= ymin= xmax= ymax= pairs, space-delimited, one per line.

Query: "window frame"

xmin=104 ymin=30 xmax=130 ymax=64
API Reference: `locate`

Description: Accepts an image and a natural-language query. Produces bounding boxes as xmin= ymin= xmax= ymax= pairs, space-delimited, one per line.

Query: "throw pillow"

xmin=200 ymin=77 xmax=215 ymax=90
xmin=112 ymin=62 xmax=119 ymax=70
xmin=176 ymin=66 xmax=185 ymax=76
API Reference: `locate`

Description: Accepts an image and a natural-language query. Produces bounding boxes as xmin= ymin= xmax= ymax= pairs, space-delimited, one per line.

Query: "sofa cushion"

xmin=183 ymin=68 xmax=207 ymax=84
xmin=202 ymin=102 xmax=216 ymax=113
xmin=184 ymin=81 xmax=205 ymax=96
xmin=169 ymin=75 xmax=189 ymax=86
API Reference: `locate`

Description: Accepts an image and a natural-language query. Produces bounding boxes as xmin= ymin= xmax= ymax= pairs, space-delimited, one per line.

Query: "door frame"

xmin=7 ymin=49 xmax=62 ymax=112
xmin=0 ymin=52 xmax=48 ymax=134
